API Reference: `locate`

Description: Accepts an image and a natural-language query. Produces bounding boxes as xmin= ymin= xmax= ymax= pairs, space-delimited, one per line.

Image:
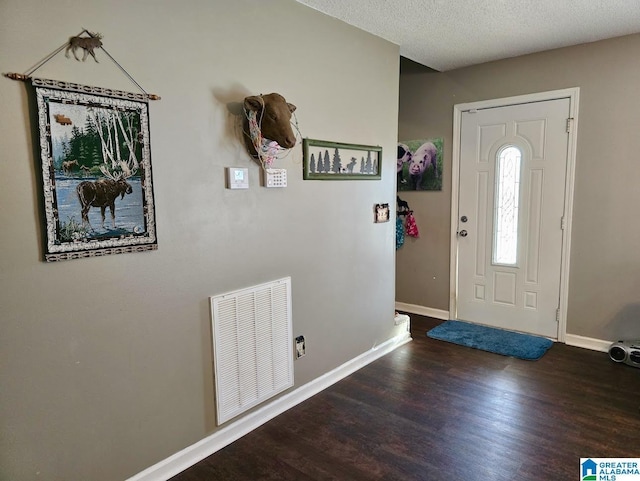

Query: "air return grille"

xmin=210 ymin=277 xmax=293 ymax=425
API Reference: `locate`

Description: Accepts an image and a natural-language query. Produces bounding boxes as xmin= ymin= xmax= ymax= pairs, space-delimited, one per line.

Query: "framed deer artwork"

xmin=34 ymin=80 xmax=157 ymax=261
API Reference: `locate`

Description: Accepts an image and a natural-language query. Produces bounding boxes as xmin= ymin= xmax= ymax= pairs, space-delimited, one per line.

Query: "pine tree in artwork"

xmin=365 ymin=151 xmax=372 ymax=174
xmin=77 ymin=140 xmax=88 ymax=167
xmin=84 ymin=116 xmax=101 ymax=169
xmin=360 ymin=157 xmax=365 ymax=173
xmin=323 ymin=150 xmax=330 ymax=173
xmin=310 ymin=153 xmax=316 ymax=173
xmin=61 ymin=133 xmax=71 ymax=162
xmin=331 ymin=147 xmax=342 ymax=173
xmin=68 ymin=125 xmax=82 ymax=161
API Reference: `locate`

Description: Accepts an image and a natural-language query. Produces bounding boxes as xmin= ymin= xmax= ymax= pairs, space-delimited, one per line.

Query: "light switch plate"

xmin=226 ymin=167 xmax=249 ymax=189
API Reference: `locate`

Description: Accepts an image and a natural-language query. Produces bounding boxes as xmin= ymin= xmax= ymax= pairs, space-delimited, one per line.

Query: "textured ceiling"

xmin=296 ymin=0 xmax=640 ymax=71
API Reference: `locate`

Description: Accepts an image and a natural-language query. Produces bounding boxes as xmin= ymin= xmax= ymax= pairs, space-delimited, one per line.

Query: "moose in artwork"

xmin=54 ymin=114 xmax=72 ymax=125
xmin=62 ymin=159 xmax=79 ymax=174
xmin=77 ymin=162 xmax=134 ymax=230
xmin=65 ymin=32 xmax=103 ymax=62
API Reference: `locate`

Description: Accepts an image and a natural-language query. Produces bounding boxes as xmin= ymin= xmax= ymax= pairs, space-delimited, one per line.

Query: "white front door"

xmin=456 ymin=98 xmax=571 ymax=338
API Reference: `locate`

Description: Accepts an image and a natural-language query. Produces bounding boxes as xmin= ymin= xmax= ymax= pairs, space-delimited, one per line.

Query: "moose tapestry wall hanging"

xmin=35 ymin=83 xmax=157 ymax=261
xmin=33 ymin=79 xmax=157 ymax=261
xmin=5 ymin=30 xmax=160 ymax=261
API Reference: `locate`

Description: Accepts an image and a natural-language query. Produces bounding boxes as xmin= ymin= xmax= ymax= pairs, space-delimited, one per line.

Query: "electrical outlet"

xmin=295 ymin=335 xmax=305 ymax=358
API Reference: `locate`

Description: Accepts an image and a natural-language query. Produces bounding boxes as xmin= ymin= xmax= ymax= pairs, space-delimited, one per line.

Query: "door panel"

xmin=456 ymin=99 xmax=570 ymax=338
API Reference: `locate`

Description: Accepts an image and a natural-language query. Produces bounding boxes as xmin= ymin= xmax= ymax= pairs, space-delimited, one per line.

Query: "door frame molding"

xmin=449 ymin=88 xmax=580 ymax=342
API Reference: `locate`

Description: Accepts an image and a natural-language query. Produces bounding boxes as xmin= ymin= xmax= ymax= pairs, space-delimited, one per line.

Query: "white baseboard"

xmin=564 ymin=333 xmax=611 ymax=352
xmin=395 ymin=302 xmax=612 ymax=353
xmin=395 ymin=302 xmax=449 ymax=320
xmin=126 ymin=331 xmax=412 ymax=481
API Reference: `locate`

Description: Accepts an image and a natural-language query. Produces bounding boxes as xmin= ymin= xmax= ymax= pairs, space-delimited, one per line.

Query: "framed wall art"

xmin=303 ymin=138 xmax=382 ymax=180
xmin=397 ymin=137 xmax=443 ymax=191
xmin=374 ymin=203 xmax=390 ymax=223
xmin=34 ymin=80 xmax=157 ymax=261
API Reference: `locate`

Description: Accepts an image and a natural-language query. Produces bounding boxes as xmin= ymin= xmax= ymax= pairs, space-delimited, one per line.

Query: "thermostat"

xmin=226 ymin=167 xmax=249 ymax=189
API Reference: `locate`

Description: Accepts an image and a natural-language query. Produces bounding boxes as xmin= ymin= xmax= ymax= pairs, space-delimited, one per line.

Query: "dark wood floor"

xmin=171 ymin=315 xmax=640 ymax=481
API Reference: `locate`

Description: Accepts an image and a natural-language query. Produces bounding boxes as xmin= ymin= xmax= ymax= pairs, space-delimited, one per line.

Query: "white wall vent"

xmin=210 ymin=277 xmax=293 ymax=425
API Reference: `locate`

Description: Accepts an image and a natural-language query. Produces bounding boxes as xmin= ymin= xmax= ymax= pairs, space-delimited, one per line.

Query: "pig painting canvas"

xmin=397 ymin=138 xmax=443 ymax=191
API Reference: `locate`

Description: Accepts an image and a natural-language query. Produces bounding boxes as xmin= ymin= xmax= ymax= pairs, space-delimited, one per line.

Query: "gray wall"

xmin=0 ymin=1 xmax=401 ymax=480
xmin=397 ymin=33 xmax=640 ymax=341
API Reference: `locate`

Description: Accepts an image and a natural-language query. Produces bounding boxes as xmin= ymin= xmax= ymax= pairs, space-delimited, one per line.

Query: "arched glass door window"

xmin=493 ymin=146 xmax=522 ymax=265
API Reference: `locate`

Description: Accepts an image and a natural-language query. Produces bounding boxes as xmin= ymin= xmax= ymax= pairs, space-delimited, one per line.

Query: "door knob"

xmin=459 ymin=230 xmax=468 ymax=237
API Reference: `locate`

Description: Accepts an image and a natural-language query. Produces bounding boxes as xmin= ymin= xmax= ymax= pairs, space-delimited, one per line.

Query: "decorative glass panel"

xmin=493 ymin=146 xmax=521 ymax=265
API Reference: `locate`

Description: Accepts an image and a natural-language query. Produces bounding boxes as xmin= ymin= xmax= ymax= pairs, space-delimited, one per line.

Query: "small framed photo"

xmin=34 ymin=83 xmax=157 ymax=261
xmin=374 ymin=203 xmax=390 ymax=223
xmin=303 ymin=138 xmax=382 ymax=180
